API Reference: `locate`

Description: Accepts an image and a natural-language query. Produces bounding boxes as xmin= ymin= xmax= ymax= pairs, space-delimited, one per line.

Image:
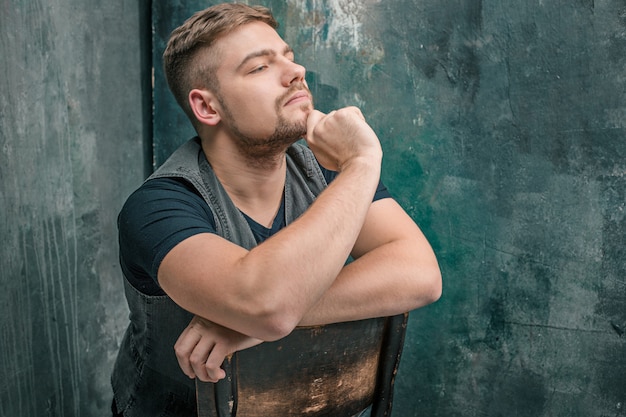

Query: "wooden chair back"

xmin=196 ymin=313 xmax=409 ymax=417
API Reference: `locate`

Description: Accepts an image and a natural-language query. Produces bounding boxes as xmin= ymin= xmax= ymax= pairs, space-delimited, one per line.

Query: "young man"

xmin=111 ymin=3 xmax=441 ymax=417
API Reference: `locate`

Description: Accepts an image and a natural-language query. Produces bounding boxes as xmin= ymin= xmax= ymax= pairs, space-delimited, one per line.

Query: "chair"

xmin=196 ymin=313 xmax=409 ymax=417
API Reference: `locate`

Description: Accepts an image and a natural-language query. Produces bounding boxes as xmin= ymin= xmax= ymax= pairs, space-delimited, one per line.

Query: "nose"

xmin=282 ymin=60 xmax=306 ymax=86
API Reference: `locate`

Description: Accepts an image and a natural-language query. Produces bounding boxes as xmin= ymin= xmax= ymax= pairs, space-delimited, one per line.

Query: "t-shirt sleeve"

xmin=319 ymin=165 xmax=392 ymax=201
xmin=118 ymin=177 xmax=216 ymax=292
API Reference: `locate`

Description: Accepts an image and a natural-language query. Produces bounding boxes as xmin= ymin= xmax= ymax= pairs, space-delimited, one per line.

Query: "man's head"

xmin=164 ymin=4 xmax=313 ymax=163
xmin=163 ymin=4 xmax=313 ymax=163
xmin=163 ymin=3 xmax=278 ymax=126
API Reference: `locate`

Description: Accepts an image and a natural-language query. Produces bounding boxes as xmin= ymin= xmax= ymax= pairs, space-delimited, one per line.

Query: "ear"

xmin=189 ymin=89 xmax=221 ymax=126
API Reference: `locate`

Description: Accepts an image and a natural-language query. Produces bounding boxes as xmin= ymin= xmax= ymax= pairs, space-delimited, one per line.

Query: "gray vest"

xmin=112 ymin=138 xmax=328 ymax=417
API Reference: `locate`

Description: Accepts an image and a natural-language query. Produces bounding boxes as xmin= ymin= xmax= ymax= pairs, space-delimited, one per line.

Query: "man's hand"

xmin=174 ymin=315 xmax=262 ymax=382
xmin=306 ymin=107 xmax=382 ymax=172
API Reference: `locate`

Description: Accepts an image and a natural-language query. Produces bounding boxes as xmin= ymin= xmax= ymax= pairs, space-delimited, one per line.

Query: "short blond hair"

xmin=163 ymin=3 xmax=277 ymax=125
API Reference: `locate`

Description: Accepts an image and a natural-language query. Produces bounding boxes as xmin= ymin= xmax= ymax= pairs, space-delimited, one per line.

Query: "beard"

xmin=219 ymin=83 xmax=313 ymax=168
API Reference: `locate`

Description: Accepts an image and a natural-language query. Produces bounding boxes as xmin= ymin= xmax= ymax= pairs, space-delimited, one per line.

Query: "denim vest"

xmin=112 ymin=137 xmax=328 ymax=417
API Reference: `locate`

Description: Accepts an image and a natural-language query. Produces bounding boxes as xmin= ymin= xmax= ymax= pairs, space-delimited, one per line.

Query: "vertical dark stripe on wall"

xmin=139 ymin=0 xmax=154 ymax=177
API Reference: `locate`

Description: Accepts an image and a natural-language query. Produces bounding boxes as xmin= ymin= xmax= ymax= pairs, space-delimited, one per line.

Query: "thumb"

xmin=306 ymin=109 xmax=326 ymax=141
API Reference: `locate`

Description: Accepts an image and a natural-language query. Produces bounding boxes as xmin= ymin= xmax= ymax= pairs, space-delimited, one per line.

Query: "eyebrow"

xmin=236 ymin=45 xmax=294 ymax=72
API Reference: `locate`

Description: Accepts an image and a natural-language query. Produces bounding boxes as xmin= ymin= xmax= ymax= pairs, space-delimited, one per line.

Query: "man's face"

xmin=211 ymin=21 xmax=313 ymax=160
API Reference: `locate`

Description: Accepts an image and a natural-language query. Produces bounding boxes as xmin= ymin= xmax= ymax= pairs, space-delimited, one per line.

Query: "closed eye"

xmin=238 ymin=45 xmax=295 ymax=74
xmin=249 ymin=65 xmax=267 ymax=74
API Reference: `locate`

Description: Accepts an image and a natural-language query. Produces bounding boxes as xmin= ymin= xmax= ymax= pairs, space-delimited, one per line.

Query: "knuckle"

xmin=173 ymin=344 xmax=186 ymax=357
xmin=189 ymin=352 xmax=205 ymax=365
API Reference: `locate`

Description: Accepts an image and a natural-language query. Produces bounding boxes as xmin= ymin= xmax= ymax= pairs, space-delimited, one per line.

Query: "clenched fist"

xmin=306 ymin=107 xmax=382 ymax=172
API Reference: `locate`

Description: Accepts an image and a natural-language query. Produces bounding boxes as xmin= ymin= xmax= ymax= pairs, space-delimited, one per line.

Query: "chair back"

xmin=196 ymin=313 xmax=408 ymax=417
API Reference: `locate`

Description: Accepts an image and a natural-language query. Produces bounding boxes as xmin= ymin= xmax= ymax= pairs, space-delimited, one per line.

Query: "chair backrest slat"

xmin=197 ymin=313 xmax=409 ymax=417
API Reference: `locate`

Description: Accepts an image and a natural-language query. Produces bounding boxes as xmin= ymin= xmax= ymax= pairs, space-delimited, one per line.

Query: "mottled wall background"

xmin=155 ymin=1 xmax=626 ymax=416
xmin=0 ymin=0 xmax=150 ymax=416
xmin=1 ymin=0 xmax=624 ymax=416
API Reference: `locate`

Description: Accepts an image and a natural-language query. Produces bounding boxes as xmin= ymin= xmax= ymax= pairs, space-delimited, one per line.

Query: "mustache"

xmin=278 ymin=81 xmax=312 ymax=106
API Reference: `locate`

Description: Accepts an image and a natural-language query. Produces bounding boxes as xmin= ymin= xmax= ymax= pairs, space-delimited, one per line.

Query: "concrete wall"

xmin=154 ymin=1 xmax=625 ymax=416
xmin=0 ymin=1 xmax=149 ymax=416
xmin=1 ymin=0 xmax=624 ymax=416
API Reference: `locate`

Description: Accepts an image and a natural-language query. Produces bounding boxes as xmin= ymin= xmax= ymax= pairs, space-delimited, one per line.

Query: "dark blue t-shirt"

xmin=118 ymin=166 xmax=391 ymax=295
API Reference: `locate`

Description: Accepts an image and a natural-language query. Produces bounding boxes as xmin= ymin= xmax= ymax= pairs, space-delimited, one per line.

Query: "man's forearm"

xmin=234 ymin=157 xmax=381 ymax=337
xmin=297 ymin=203 xmax=442 ymax=326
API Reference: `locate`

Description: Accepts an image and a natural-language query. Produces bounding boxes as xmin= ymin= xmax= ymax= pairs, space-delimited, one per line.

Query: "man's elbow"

xmin=427 ymin=268 xmax=443 ymax=304
xmin=246 ymin=298 xmax=303 ymax=342
xmin=416 ymin=265 xmax=442 ymax=308
xmin=258 ymin=314 xmax=299 ymax=342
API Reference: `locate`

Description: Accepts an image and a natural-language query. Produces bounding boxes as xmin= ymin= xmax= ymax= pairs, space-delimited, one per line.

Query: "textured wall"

xmin=0 ymin=1 xmax=149 ymax=416
xmin=2 ymin=0 xmax=622 ymax=416
xmin=154 ymin=1 xmax=625 ymax=416
xmin=374 ymin=2 xmax=626 ymax=416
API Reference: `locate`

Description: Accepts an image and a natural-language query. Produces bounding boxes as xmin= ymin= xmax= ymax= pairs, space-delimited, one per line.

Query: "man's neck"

xmin=200 ymin=136 xmax=288 ymax=228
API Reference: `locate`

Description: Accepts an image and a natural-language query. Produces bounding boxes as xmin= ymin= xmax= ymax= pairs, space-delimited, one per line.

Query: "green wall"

xmin=0 ymin=0 xmax=150 ymax=415
xmin=1 ymin=1 xmax=624 ymax=416
xmin=153 ymin=1 xmax=625 ymax=416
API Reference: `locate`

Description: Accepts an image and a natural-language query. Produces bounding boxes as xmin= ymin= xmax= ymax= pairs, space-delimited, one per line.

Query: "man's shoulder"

xmin=149 ymin=137 xmax=203 ymax=181
xmin=121 ymin=177 xmax=206 ymax=222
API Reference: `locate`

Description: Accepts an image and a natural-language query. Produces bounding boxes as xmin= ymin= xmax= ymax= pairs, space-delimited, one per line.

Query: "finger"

xmin=306 ymin=109 xmax=326 ymax=139
xmin=174 ymin=327 xmax=202 ymax=378
xmin=354 ymin=108 xmax=365 ymax=121
xmin=204 ymin=344 xmax=229 ymax=382
xmin=204 ymin=363 xmax=226 ymax=383
xmin=189 ymin=338 xmax=216 ymax=382
xmin=340 ymin=105 xmax=364 ymax=120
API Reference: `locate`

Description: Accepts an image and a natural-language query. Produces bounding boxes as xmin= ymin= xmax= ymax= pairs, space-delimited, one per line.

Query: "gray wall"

xmin=0 ymin=1 xmax=149 ymax=416
xmin=1 ymin=0 xmax=624 ymax=416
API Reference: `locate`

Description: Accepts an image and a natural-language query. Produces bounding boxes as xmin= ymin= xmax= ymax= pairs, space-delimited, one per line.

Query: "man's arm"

xmin=167 ymin=108 xmax=441 ymax=382
xmin=298 ymin=196 xmax=441 ymax=326
xmin=174 ymin=195 xmax=441 ymax=382
xmin=159 ymin=107 xmax=382 ymax=341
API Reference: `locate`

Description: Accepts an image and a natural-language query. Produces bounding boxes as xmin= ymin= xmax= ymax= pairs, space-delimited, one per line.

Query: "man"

xmin=111 ymin=3 xmax=441 ymax=417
